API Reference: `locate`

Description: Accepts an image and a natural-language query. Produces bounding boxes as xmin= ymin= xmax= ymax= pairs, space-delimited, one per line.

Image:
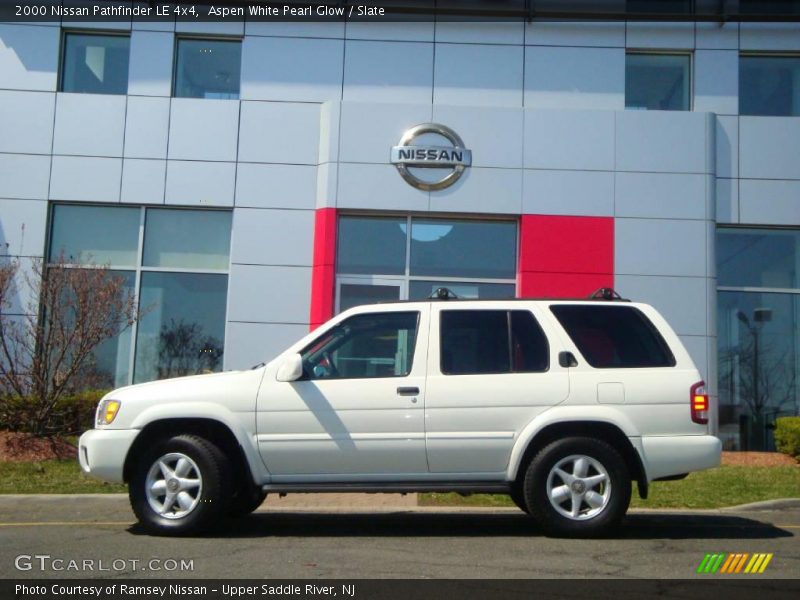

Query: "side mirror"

xmin=276 ymin=353 xmax=304 ymax=382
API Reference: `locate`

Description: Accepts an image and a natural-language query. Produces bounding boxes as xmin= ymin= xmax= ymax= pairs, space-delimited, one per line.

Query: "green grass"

xmin=420 ymin=466 xmax=800 ymax=510
xmin=0 ymin=460 xmax=126 ymax=494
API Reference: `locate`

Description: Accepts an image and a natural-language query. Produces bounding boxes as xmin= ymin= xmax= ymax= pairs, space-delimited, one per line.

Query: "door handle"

xmin=397 ymin=386 xmax=419 ymax=396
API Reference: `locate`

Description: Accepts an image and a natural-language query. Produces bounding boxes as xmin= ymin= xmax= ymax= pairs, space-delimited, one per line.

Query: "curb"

xmin=721 ymin=498 xmax=800 ymax=512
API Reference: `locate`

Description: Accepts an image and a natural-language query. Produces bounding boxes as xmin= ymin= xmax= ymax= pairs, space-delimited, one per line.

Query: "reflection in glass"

xmin=174 ymin=39 xmax=242 ymax=99
xmin=87 ymin=271 xmax=136 ymax=388
xmin=143 ymin=209 xmax=232 ymax=270
xmin=625 ymin=53 xmax=690 ymax=111
xmin=740 ymin=55 xmax=800 ymax=117
xmin=339 ymin=283 xmax=400 ymax=312
xmin=410 ymin=219 xmax=516 ymax=279
xmin=409 ymin=281 xmax=515 ymax=300
xmin=133 ymin=272 xmax=228 ymax=383
xmin=337 ymin=216 xmax=407 ymax=275
xmin=718 ymin=291 xmax=799 ymax=451
xmin=49 ymin=205 xmax=140 ymax=266
xmin=717 ymin=228 xmax=800 ymax=289
xmin=61 ymin=34 xmax=130 ymax=95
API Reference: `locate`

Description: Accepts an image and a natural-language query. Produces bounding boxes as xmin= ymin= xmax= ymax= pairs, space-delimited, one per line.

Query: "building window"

xmin=716 ymin=227 xmax=800 ymax=451
xmin=740 ymin=55 xmax=800 ymax=116
xmin=335 ymin=216 xmax=517 ymax=312
xmin=174 ymin=38 xmax=242 ymax=99
xmin=60 ymin=33 xmax=130 ymax=95
xmin=48 ymin=205 xmax=232 ymax=386
xmin=625 ymin=52 xmax=691 ymax=111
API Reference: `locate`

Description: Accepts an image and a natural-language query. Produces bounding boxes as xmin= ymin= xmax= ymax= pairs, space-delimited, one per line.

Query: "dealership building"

xmin=0 ymin=2 xmax=798 ymax=450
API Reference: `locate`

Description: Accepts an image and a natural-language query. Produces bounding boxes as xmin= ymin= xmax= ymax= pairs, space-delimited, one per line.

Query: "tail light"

xmin=690 ymin=381 xmax=709 ymax=425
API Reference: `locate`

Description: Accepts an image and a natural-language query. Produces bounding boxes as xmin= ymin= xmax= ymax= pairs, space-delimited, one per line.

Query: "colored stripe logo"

xmin=697 ymin=553 xmax=773 ymax=574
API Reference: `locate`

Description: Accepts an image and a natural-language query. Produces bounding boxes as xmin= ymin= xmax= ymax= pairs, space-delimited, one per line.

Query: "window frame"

xmin=46 ymin=203 xmax=233 ymax=386
xmin=58 ymin=30 xmax=131 ymax=95
xmin=172 ymin=35 xmax=243 ymax=100
xmin=625 ymin=49 xmax=694 ymax=112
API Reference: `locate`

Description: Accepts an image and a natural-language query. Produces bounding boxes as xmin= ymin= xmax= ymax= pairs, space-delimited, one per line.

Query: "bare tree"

xmin=0 ymin=253 xmax=139 ymax=435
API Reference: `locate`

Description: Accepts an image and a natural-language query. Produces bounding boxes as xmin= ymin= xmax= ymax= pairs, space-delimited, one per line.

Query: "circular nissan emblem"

xmin=390 ymin=123 xmax=472 ymax=191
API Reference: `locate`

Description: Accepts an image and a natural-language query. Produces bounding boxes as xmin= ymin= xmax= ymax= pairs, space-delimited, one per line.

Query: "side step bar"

xmin=262 ymin=482 xmax=512 ymax=494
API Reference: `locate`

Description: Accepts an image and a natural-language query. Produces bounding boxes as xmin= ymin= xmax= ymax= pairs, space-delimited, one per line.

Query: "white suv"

xmin=79 ymin=290 xmax=721 ymax=537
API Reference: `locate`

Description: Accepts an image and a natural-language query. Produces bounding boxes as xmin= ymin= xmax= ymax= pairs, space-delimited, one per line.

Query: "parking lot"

xmin=0 ymin=495 xmax=797 ymax=579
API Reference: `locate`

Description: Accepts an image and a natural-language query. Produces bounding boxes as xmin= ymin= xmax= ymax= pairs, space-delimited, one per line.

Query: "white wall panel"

xmin=740 ymin=117 xmax=800 ymax=180
xmin=128 ymin=31 xmax=173 ymax=96
xmin=245 ymin=21 xmax=344 ymax=38
xmin=626 ymin=22 xmax=695 ymax=49
xmin=343 ymin=40 xmax=433 ymax=104
xmin=120 ymin=159 xmax=165 ymax=204
xmin=168 ymin=99 xmax=240 ymax=161
xmin=615 ymin=274 xmax=708 ymax=336
xmin=615 ymin=218 xmax=707 ymax=277
xmin=0 ymin=91 xmax=54 ymax=154
xmin=0 ymin=24 xmax=59 ymax=91
xmin=231 ymin=208 xmax=314 ymax=266
xmin=524 ymin=46 xmax=624 ymax=110
xmin=525 ymin=21 xmax=624 ymax=47
xmin=227 ymin=264 xmax=311 ymax=324
xmin=694 ymin=50 xmax=738 ymax=115
xmin=616 ymin=111 xmax=710 ymax=174
xmin=337 ymin=163 xmax=428 ymax=212
xmin=346 ymin=20 xmax=434 ymax=42
xmin=175 ymin=17 xmax=243 ymax=36
xmin=53 ymin=93 xmax=127 ymax=157
xmin=224 ymin=321 xmax=310 ymax=370
xmin=434 ymin=44 xmax=523 ymax=107
xmin=740 ymin=23 xmax=800 ymax=51
xmin=715 ymin=115 xmax=738 ymax=179
xmin=238 ymin=101 xmax=320 ymax=165
xmin=123 ymin=96 xmax=170 ymax=159
xmin=615 ymin=172 xmax=707 ymax=220
xmin=0 ymin=154 xmax=50 ymax=200
xmin=50 ymin=156 xmax=122 ymax=202
xmin=697 ymin=22 xmax=739 ymax=50
xmin=235 ymin=163 xmax=317 ymax=209
xmin=431 ymin=105 xmax=523 ymax=169
xmin=524 ymin=109 xmax=615 ymax=171
xmin=339 ymin=102 xmax=431 ymax=164
xmin=739 ymin=179 xmax=800 ymax=226
xmin=523 ymin=170 xmax=614 ymax=216
xmin=316 ymin=162 xmax=337 ymax=209
xmin=241 ymin=37 xmax=343 ymax=102
xmin=429 ymin=167 xmax=522 ymax=215
xmin=164 ymin=160 xmax=235 ymax=206
xmin=715 ymin=178 xmax=738 ymax=224
xmin=0 ymin=199 xmax=47 ymax=257
xmin=435 ymin=21 xmax=523 ymax=45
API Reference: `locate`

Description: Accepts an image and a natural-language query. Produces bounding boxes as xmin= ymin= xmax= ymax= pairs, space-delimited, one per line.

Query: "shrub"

xmin=774 ymin=417 xmax=800 ymax=460
xmin=0 ymin=390 xmax=108 ymax=436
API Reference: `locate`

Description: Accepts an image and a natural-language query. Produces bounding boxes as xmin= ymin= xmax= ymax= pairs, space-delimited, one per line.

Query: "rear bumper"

xmin=78 ymin=428 xmax=139 ymax=483
xmin=640 ymin=434 xmax=722 ymax=481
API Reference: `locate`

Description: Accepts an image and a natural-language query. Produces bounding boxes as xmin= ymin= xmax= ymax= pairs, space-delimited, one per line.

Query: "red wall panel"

xmin=309 ymin=208 xmax=337 ymax=329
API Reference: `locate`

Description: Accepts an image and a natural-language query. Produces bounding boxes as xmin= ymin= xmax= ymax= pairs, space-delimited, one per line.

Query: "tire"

xmin=228 ymin=484 xmax=267 ymax=518
xmin=129 ymin=434 xmax=231 ymax=536
xmin=509 ymin=484 xmax=529 ymax=513
xmin=523 ymin=437 xmax=631 ymax=538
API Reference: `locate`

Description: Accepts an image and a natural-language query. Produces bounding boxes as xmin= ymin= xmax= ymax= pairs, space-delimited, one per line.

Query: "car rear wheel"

xmin=129 ymin=434 xmax=231 ymax=535
xmin=523 ymin=437 xmax=631 ymax=538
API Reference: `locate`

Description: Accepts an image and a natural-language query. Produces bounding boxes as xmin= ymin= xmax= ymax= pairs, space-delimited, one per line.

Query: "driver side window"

xmin=301 ymin=312 xmax=419 ymax=380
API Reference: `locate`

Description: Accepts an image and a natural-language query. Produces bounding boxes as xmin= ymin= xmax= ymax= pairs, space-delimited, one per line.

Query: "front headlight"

xmin=96 ymin=399 xmax=121 ymax=426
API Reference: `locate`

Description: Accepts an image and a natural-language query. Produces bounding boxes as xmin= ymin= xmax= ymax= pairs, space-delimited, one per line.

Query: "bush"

xmin=0 ymin=390 xmax=108 ymax=435
xmin=774 ymin=417 xmax=800 ymax=460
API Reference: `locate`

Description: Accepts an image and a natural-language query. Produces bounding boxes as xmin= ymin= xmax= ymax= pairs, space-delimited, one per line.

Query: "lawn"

xmin=0 ymin=460 xmax=126 ymax=494
xmin=420 ymin=465 xmax=800 ymax=510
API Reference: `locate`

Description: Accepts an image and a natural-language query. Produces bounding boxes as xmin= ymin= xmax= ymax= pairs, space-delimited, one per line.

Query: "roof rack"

xmin=429 ymin=287 xmax=460 ymax=300
xmin=589 ymin=288 xmax=627 ymax=301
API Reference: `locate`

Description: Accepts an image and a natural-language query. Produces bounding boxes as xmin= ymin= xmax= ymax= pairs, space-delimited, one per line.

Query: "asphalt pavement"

xmin=0 ymin=494 xmax=797 ymax=579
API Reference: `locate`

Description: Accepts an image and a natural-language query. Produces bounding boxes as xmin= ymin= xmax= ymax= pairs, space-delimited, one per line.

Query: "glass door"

xmin=336 ymin=277 xmax=405 ymax=313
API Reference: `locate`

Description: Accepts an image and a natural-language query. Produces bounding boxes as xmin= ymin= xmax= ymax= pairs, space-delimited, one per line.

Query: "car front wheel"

xmin=523 ymin=437 xmax=631 ymax=538
xmin=129 ymin=434 xmax=231 ymax=535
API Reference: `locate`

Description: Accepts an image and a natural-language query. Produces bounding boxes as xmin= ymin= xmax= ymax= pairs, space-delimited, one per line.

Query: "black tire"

xmin=509 ymin=484 xmax=529 ymax=513
xmin=228 ymin=484 xmax=267 ymax=517
xmin=129 ymin=434 xmax=231 ymax=536
xmin=523 ymin=437 xmax=631 ymax=538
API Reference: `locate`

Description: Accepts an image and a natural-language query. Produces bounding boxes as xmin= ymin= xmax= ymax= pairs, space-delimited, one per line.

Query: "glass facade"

xmin=625 ymin=53 xmax=691 ymax=111
xmin=335 ymin=216 xmax=517 ymax=311
xmin=740 ymin=55 xmax=800 ymax=117
xmin=174 ymin=39 xmax=242 ymax=99
xmin=717 ymin=228 xmax=800 ymax=450
xmin=61 ymin=33 xmax=130 ymax=95
xmin=49 ymin=205 xmax=232 ymax=387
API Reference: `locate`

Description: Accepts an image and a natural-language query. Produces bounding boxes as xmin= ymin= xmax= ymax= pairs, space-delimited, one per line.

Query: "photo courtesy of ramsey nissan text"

xmin=0 ymin=1 xmax=798 ymax=598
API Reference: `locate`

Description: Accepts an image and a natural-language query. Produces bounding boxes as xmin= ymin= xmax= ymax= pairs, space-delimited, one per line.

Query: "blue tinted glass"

xmin=625 ymin=53 xmax=690 ymax=111
xmin=717 ymin=228 xmax=800 ymax=289
xmin=143 ymin=209 xmax=232 ymax=270
xmin=337 ymin=216 xmax=407 ymax=275
xmin=49 ymin=205 xmax=140 ymax=266
xmin=90 ymin=270 xmax=135 ymax=388
xmin=740 ymin=55 xmax=800 ymax=116
xmin=409 ymin=281 xmax=515 ymax=300
xmin=61 ymin=34 xmax=129 ymax=94
xmin=174 ymin=39 xmax=241 ymax=99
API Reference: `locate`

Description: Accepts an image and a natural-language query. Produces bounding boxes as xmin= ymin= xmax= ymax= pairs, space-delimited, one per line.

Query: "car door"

xmin=256 ymin=307 xmax=429 ymax=479
xmin=424 ymin=305 xmax=570 ymax=474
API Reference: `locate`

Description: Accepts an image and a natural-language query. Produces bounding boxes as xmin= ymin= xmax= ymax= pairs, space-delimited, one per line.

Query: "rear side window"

xmin=550 ymin=305 xmax=675 ymax=369
xmin=440 ymin=310 xmax=549 ymax=375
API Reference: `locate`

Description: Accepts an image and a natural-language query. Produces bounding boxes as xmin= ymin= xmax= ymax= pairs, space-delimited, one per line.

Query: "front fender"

xmin=505 ymin=405 xmax=643 ymax=481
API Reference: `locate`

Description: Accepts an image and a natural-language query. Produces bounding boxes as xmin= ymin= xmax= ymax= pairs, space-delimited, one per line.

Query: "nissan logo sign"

xmin=390 ymin=123 xmax=472 ymax=191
